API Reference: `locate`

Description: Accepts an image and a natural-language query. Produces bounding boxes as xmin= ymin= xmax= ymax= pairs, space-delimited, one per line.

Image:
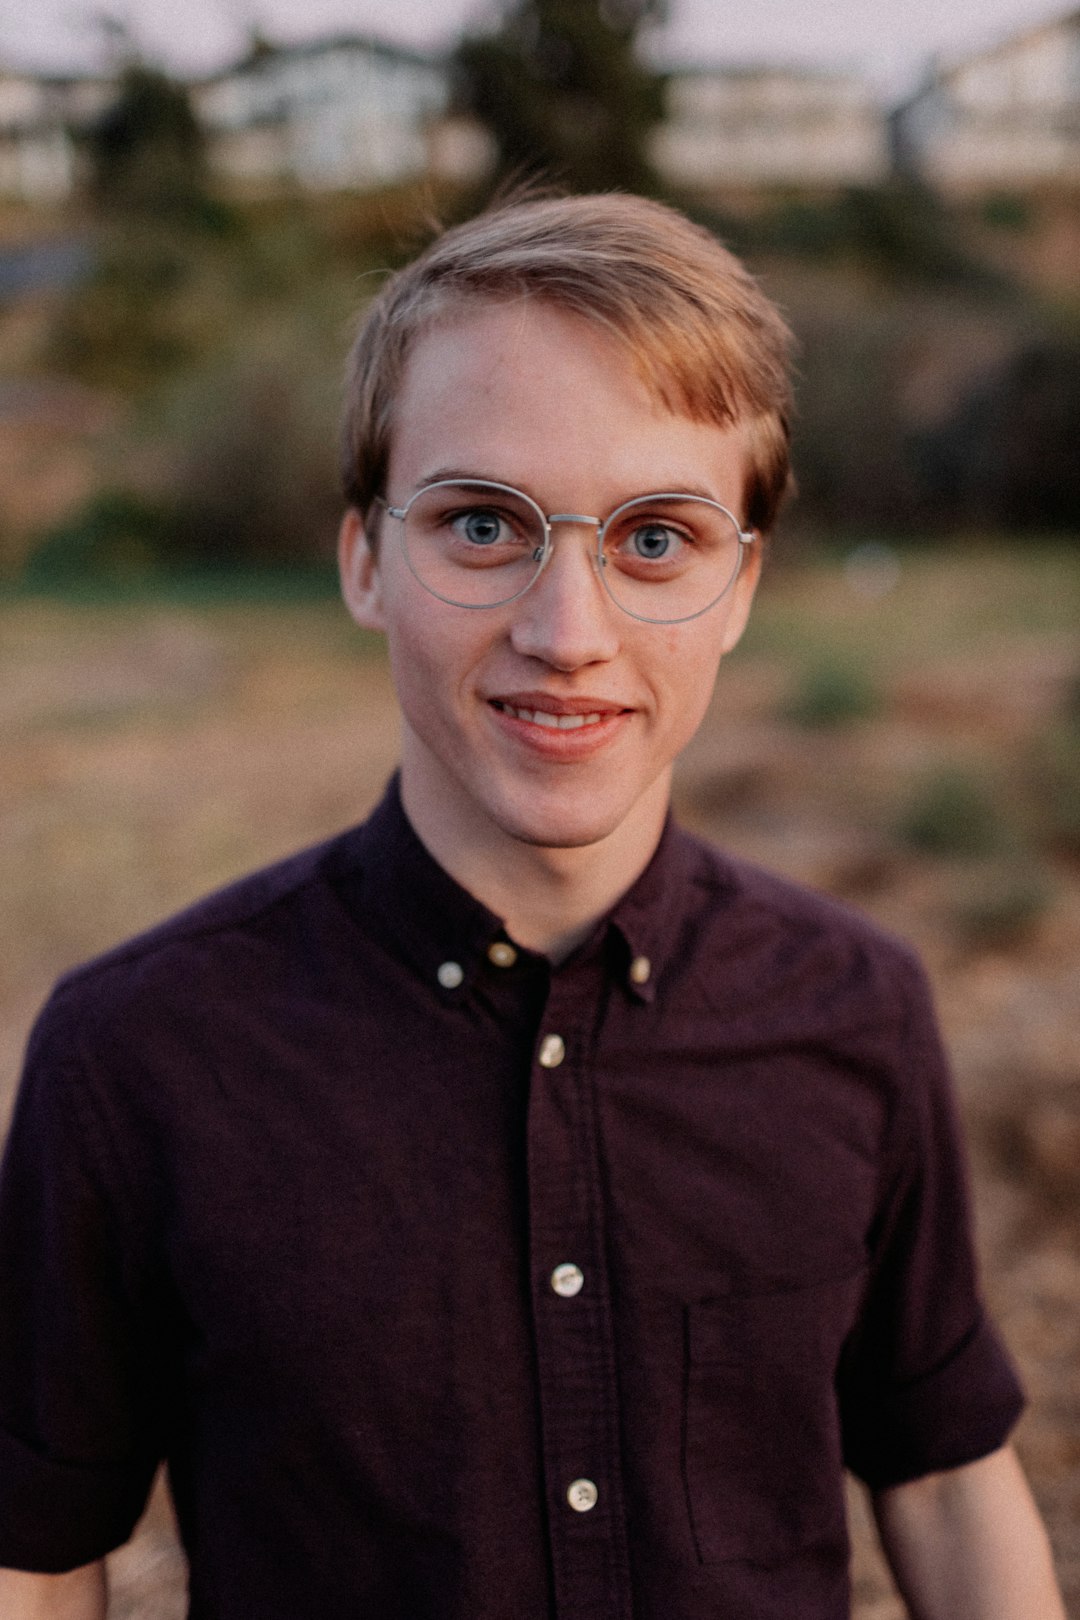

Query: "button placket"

xmin=526 ymin=965 xmax=633 ymax=1615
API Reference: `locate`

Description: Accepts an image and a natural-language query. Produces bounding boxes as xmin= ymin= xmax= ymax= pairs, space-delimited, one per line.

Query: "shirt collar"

xmin=331 ymin=774 xmax=729 ymax=1003
xmin=604 ymin=809 xmax=702 ymax=1003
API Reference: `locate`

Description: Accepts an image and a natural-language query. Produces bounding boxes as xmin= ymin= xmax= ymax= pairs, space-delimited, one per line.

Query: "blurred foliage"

xmin=43 ymin=315 xmax=346 ymax=576
xmin=774 ymin=284 xmax=1080 ymax=538
xmin=784 ymin=658 xmax=879 ymax=729
xmin=686 ymin=186 xmax=1076 ymax=538
xmin=47 ymin=221 xmax=231 ymax=390
xmin=915 ymin=337 xmax=1080 ymax=532
xmin=1027 ymin=681 xmax=1080 ymax=856
xmin=709 ymin=182 xmax=997 ymax=288
xmin=6 ymin=44 xmax=1079 ymax=583
xmin=35 ymin=182 xmax=403 ymax=572
xmin=84 ymin=63 xmax=219 ymax=226
xmin=158 ymin=337 xmax=343 ymax=566
xmin=979 ymin=191 xmax=1034 ymax=233
xmin=897 ymin=766 xmax=1010 ymax=858
xmin=947 ymin=858 xmax=1052 ymax=949
xmin=1035 ymin=735 xmax=1080 ymax=855
xmin=453 ymin=0 xmax=666 ymax=194
xmin=50 ymin=62 xmax=238 ymax=392
xmin=23 ymin=490 xmax=184 ymax=588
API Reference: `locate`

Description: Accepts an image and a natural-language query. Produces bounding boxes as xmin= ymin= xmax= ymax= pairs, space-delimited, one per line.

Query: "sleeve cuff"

xmin=0 ymin=1421 xmax=156 ymax=1572
xmin=844 ymin=1314 xmax=1026 ymax=1490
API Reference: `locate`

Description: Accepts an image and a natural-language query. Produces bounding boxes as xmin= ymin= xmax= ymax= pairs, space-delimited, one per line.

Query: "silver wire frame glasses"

xmin=377 ymin=478 xmax=755 ymax=625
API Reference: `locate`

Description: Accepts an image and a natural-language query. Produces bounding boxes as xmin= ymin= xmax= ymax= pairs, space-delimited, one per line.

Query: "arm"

xmin=872 ymin=1444 xmax=1065 ymax=1620
xmin=0 ymin=1563 xmax=107 ymax=1619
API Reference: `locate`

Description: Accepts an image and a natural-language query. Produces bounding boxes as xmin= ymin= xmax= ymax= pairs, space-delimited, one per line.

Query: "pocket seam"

xmin=681 ymin=1269 xmax=866 ymax=1565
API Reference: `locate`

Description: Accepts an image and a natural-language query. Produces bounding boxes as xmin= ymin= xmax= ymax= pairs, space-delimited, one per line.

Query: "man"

xmin=0 ymin=194 xmax=1065 ymax=1619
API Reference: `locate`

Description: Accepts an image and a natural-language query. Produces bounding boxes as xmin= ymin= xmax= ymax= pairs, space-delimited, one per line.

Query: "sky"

xmin=0 ymin=0 xmax=1069 ymax=98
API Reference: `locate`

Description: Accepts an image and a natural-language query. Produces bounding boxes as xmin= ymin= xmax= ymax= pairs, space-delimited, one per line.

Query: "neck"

xmin=398 ymin=761 xmax=670 ymax=962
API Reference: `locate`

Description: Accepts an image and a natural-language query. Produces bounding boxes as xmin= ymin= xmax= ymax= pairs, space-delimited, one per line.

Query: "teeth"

xmin=496 ymin=703 xmax=605 ymax=729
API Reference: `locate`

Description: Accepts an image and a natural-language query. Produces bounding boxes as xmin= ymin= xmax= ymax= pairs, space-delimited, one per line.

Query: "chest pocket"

xmin=683 ymin=1268 xmax=866 ymax=1565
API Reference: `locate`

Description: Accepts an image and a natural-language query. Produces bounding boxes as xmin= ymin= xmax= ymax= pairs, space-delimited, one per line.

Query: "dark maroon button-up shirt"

xmin=0 ymin=778 xmax=1023 ymax=1618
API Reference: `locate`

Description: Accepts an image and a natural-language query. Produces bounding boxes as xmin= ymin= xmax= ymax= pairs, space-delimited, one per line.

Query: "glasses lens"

xmin=400 ymin=482 xmax=547 ymax=607
xmin=599 ymin=496 xmax=745 ymax=622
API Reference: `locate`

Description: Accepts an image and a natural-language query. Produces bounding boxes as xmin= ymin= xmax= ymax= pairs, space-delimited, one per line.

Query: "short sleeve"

xmin=839 ymin=955 xmax=1025 ymax=1489
xmin=0 ymin=996 xmax=165 ymax=1571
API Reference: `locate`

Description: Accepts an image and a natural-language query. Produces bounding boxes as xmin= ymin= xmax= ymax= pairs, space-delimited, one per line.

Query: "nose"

xmin=508 ymin=523 xmax=620 ymax=670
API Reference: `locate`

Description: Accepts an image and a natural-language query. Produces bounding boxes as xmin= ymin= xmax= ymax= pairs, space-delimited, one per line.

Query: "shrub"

xmin=948 ymin=859 xmax=1053 ymax=950
xmin=916 ymin=337 xmax=1080 ymax=533
xmin=1028 ymin=724 xmax=1080 ymax=857
xmin=979 ymin=192 xmax=1032 ymax=233
xmin=162 ymin=347 xmax=342 ymax=568
xmin=897 ymin=766 xmax=1008 ymax=857
xmin=23 ymin=491 xmax=184 ymax=587
xmin=785 ymin=660 xmax=878 ymax=729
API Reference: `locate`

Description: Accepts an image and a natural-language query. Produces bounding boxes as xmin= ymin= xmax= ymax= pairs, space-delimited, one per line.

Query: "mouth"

xmin=490 ymin=701 xmax=606 ymax=731
xmin=486 ymin=692 xmax=632 ymax=755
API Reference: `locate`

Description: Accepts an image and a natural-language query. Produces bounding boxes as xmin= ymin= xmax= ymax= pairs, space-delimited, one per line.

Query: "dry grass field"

xmin=2 ymin=541 xmax=1079 ymax=1615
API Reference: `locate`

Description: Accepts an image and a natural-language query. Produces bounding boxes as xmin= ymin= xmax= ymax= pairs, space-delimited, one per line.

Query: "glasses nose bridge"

xmin=539 ymin=511 xmax=605 ymax=573
xmin=545 ymin=511 xmax=602 ymax=535
xmin=524 ymin=510 xmax=609 ymax=613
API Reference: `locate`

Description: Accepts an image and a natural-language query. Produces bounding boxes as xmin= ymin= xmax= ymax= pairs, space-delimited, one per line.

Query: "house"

xmin=192 ymin=35 xmax=480 ymax=194
xmin=0 ymin=70 xmax=114 ymax=203
xmin=650 ymin=63 xmax=889 ymax=191
xmin=890 ymin=9 xmax=1080 ymax=189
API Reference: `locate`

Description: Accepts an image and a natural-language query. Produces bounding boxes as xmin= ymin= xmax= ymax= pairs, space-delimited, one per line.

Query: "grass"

xmin=744 ymin=536 xmax=1080 ymax=673
xmin=7 ymin=561 xmax=342 ymax=606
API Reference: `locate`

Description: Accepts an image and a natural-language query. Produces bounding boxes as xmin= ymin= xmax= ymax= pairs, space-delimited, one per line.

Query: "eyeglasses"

xmin=377 ymin=479 xmax=755 ymax=624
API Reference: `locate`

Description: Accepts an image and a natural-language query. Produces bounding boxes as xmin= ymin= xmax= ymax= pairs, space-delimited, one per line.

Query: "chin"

xmin=491 ymin=792 xmax=633 ymax=852
xmin=504 ymin=821 xmax=614 ymax=851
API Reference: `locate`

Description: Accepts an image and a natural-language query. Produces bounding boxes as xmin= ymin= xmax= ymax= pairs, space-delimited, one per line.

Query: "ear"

xmin=338 ymin=507 xmax=385 ymax=632
xmin=718 ymin=535 xmax=763 ymax=656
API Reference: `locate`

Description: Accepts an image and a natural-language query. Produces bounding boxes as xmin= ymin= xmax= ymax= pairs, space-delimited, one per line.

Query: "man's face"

xmin=340 ymin=299 xmax=761 ymax=863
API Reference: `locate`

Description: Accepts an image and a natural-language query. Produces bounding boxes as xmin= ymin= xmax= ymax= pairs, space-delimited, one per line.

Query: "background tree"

xmin=85 ymin=61 xmax=212 ymax=222
xmin=453 ymin=0 xmax=667 ymax=195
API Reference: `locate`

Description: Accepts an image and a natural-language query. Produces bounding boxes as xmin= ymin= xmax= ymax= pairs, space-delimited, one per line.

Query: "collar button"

xmin=628 ymin=955 xmax=652 ymax=986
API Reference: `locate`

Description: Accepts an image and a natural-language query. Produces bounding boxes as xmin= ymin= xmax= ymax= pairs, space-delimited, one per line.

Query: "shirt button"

xmin=537 ymin=1034 xmax=566 ymax=1068
xmin=487 ymin=941 xmax=518 ymax=968
xmin=628 ymin=955 xmax=651 ymax=985
xmin=551 ymin=1263 xmax=585 ymax=1297
xmin=567 ymin=1478 xmax=599 ymax=1513
xmin=436 ymin=961 xmax=464 ymax=989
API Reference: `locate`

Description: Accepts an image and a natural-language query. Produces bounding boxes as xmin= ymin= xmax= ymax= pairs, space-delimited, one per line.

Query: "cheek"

xmin=654 ymin=627 xmax=726 ymax=733
xmin=382 ymin=598 xmax=489 ymax=730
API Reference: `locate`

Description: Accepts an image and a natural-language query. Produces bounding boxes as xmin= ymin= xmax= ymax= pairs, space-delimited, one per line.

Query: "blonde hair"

xmin=341 ymin=193 xmax=796 ymax=536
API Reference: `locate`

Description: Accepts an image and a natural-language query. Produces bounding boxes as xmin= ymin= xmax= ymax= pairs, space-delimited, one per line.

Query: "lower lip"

xmin=487 ymin=702 xmax=630 ymax=760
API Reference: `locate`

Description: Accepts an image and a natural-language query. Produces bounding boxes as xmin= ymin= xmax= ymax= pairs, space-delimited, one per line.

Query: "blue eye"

xmin=627 ymin=523 xmax=680 ymax=560
xmin=456 ymin=510 xmax=505 ymax=546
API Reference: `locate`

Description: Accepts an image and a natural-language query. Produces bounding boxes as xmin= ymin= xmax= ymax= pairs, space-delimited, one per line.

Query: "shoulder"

xmin=668 ymin=825 xmax=934 ymax=1044
xmin=680 ymin=825 xmax=922 ymax=974
xmin=35 ymin=825 xmax=365 ymax=1051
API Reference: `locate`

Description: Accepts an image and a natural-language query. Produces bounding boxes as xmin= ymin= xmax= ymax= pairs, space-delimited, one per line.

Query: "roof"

xmin=196 ymin=31 xmax=439 ymax=87
xmin=894 ymin=5 xmax=1080 ymax=111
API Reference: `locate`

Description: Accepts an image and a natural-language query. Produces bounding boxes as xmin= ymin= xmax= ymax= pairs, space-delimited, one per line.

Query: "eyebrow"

xmin=411 ymin=468 xmax=728 ymax=507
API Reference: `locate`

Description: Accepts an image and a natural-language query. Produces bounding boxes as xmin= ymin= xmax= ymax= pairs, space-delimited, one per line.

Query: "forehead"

xmin=387 ymin=300 xmax=750 ymax=503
